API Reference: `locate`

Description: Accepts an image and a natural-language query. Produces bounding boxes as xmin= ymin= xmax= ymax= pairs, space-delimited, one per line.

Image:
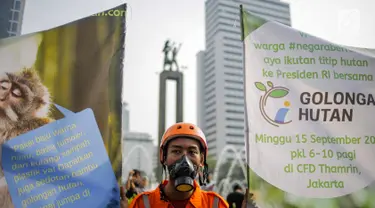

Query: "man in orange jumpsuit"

xmin=126 ymin=122 xmax=229 ymax=208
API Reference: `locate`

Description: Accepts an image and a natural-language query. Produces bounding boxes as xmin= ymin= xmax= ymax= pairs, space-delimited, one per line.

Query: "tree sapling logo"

xmin=255 ymin=81 xmax=292 ymax=127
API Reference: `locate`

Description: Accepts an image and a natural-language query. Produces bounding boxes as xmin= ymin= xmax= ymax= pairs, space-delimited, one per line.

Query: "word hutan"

xmin=17 ymin=174 xmax=70 ymax=196
xmin=263 ymin=56 xmax=368 ymax=67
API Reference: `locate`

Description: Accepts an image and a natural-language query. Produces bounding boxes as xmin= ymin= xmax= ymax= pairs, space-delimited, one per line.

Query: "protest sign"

xmin=241 ymin=7 xmax=375 ymax=207
xmin=2 ymin=105 xmax=119 ymax=208
xmin=0 ymin=3 xmax=126 ymax=207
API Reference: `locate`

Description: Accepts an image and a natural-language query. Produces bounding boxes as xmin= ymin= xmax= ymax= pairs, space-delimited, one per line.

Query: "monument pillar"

xmin=156 ymin=40 xmax=184 ymax=181
xmin=156 ymin=70 xmax=183 ymax=181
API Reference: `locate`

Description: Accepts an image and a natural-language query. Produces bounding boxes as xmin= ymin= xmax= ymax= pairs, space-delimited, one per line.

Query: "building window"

xmin=7 ymin=22 xmax=12 ymax=31
xmin=14 ymin=0 xmax=21 ymax=10
xmin=206 ymin=108 xmax=215 ymax=116
xmin=206 ymin=131 xmax=216 ymax=137
xmin=206 ymin=123 xmax=216 ymax=130
xmin=224 ymin=72 xmax=242 ymax=77
xmin=205 ymin=94 xmax=215 ymax=103
xmin=226 ymin=109 xmax=244 ymax=114
xmin=12 ymin=11 xmax=20 ymax=21
xmin=225 ymin=94 xmax=243 ymax=99
xmin=11 ymin=22 xmax=18 ymax=32
xmin=226 ymin=125 xmax=243 ymax=130
xmin=224 ymin=86 xmax=242 ymax=92
xmin=227 ymin=141 xmax=244 ymax=145
xmin=224 ymin=50 xmax=242 ymax=56
xmin=224 ymin=64 xmax=242 ymax=70
xmin=223 ymin=43 xmax=242 ymax=49
xmin=226 ymin=133 xmax=244 ymax=138
xmin=224 ymin=57 xmax=242 ymax=63
xmin=205 ymin=100 xmax=215 ymax=109
xmin=225 ymin=102 xmax=243 ymax=107
xmin=8 ymin=10 xmax=13 ymax=20
xmin=226 ymin=117 xmax=244 ymax=122
xmin=225 ymin=79 xmax=243 ymax=85
xmin=206 ymin=115 xmax=216 ymax=124
xmin=224 ymin=36 xmax=241 ymax=43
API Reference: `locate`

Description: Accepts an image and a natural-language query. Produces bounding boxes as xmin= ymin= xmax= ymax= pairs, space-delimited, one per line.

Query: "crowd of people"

xmin=120 ymin=122 xmax=253 ymax=208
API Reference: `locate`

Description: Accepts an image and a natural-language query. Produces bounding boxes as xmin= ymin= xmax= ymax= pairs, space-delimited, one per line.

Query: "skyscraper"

xmin=197 ymin=0 xmax=290 ymax=159
xmin=0 ymin=0 xmax=26 ymax=39
xmin=122 ymin=101 xmax=130 ymax=133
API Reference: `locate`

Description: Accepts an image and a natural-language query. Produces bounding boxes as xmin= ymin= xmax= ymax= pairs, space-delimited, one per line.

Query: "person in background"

xmin=128 ymin=122 xmax=229 ymax=208
xmin=201 ymin=172 xmax=215 ymax=191
xmin=140 ymin=175 xmax=149 ymax=190
xmin=125 ymin=169 xmax=148 ymax=205
xmin=120 ymin=186 xmax=128 ymax=208
xmin=226 ymin=184 xmax=244 ymax=208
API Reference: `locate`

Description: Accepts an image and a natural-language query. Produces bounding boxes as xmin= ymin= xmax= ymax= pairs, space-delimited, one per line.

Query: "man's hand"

xmin=126 ymin=170 xmax=135 ymax=190
xmin=128 ymin=170 xmax=134 ymax=179
xmin=120 ymin=186 xmax=128 ymax=208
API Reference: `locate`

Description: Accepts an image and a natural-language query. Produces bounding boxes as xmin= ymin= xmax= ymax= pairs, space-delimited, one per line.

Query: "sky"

xmin=283 ymin=0 xmax=375 ymax=48
xmin=22 ymin=0 xmax=205 ymax=145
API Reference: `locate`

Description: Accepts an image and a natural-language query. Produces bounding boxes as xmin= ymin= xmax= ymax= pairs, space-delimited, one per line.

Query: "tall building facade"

xmin=0 ymin=0 xmax=26 ymax=39
xmin=197 ymin=0 xmax=290 ymax=159
xmin=122 ymin=101 xmax=130 ymax=133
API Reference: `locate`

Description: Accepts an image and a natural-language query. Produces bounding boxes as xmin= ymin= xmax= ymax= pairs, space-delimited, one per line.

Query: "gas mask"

xmin=167 ymin=155 xmax=198 ymax=192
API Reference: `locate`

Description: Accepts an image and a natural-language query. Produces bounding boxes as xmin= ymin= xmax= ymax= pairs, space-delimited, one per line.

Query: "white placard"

xmin=245 ymin=21 xmax=375 ymax=198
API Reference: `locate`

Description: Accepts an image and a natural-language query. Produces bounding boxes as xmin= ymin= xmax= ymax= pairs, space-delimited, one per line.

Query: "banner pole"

xmin=239 ymin=4 xmax=251 ymax=206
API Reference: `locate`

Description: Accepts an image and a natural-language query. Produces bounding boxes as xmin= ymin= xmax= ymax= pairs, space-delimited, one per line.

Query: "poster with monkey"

xmin=0 ymin=4 xmax=126 ymax=208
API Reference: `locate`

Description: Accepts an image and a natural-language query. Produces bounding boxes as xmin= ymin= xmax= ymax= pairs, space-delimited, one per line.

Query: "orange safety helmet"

xmin=159 ymin=122 xmax=208 ymax=164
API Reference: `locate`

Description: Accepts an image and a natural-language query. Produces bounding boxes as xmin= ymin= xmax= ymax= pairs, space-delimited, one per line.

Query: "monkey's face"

xmin=0 ymin=69 xmax=50 ymax=123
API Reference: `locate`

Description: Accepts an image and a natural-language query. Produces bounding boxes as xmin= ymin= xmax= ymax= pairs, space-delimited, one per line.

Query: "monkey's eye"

xmin=0 ymin=81 xmax=10 ymax=90
xmin=11 ymin=88 xmax=21 ymax=97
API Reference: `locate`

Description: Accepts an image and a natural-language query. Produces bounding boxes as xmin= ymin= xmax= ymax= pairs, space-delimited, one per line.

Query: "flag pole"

xmin=239 ymin=4 xmax=251 ymax=207
xmin=240 ymin=5 xmax=245 ymax=41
